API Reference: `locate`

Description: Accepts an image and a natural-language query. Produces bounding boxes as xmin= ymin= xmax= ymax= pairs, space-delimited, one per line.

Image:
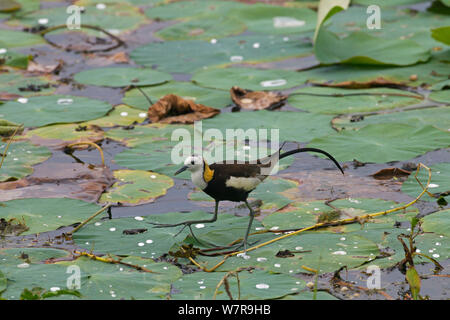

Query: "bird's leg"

xmin=242 ymin=200 xmax=256 ymax=253
xmin=149 ymin=201 xmax=220 ymax=246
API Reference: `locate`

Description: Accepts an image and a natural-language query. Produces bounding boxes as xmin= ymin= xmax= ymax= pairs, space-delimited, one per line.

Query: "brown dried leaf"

xmin=313 ymin=77 xmax=405 ymax=89
xmin=0 ymin=162 xmax=114 ymax=202
xmin=0 ymin=92 xmax=21 ymax=101
xmin=372 ymin=167 xmax=411 ymax=180
xmin=148 ymin=94 xmax=220 ymax=124
xmin=230 ymin=86 xmax=287 ymax=110
xmin=27 ymin=60 xmax=63 ymax=74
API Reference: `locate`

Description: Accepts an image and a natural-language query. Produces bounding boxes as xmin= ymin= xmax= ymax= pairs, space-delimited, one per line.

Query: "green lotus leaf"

xmin=0 ymin=198 xmax=102 ymax=235
xmin=0 ymin=71 xmax=55 ymax=96
xmin=192 ymin=67 xmax=305 ymax=91
xmin=308 ymin=124 xmax=450 ymax=163
xmin=99 ymin=169 xmax=174 ymax=206
xmin=288 ymin=87 xmax=422 ymax=114
xmin=201 ymin=110 xmax=335 ymax=143
xmin=402 ymin=162 xmax=450 ymax=202
xmin=0 ymin=29 xmax=45 ymax=48
xmin=131 ymin=34 xmax=313 ymax=73
xmin=0 ymin=95 xmax=112 ymax=128
xmin=231 ymin=4 xmax=317 ymax=35
xmin=171 ymin=269 xmax=306 ymax=300
xmin=332 ymin=107 xmax=450 ymax=132
xmin=74 ymin=67 xmax=172 ymax=88
xmin=83 ymin=105 xmax=147 ymax=127
xmin=422 ymin=209 xmax=450 ymax=237
xmin=155 ymin=15 xmax=246 ymax=41
xmin=429 ymin=90 xmax=450 ymax=104
xmin=145 ymin=0 xmax=248 ymax=20
xmin=0 ymin=141 xmax=51 ymax=182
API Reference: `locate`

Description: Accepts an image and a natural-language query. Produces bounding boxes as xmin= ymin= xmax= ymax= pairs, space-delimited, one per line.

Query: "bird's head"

xmin=175 ymin=155 xmax=204 ymax=175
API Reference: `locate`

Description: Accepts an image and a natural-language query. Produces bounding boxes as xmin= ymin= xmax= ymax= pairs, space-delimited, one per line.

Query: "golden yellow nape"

xmin=203 ymin=160 xmax=214 ymax=183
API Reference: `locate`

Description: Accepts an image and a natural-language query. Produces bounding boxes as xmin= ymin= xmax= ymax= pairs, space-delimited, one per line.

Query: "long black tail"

xmin=279 ymin=147 xmax=344 ymax=175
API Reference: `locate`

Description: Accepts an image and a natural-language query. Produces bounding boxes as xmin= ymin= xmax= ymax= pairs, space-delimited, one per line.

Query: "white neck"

xmin=191 ymin=168 xmax=207 ymax=190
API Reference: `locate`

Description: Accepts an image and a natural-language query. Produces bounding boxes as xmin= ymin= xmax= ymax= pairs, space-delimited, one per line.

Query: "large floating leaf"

xmin=231 ymin=4 xmax=317 ymax=35
xmin=0 ymin=71 xmax=55 ymax=96
xmin=171 ymin=269 xmax=305 ymax=300
xmin=192 ymin=67 xmax=306 ymax=91
xmin=0 ymin=198 xmax=102 ymax=235
xmin=7 ymin=0 xmax=148 ymax=35
xmin=402 ymin=162 xmax=450 ymax=202
xmin=298 ymin=51 xmax=450 ymax=87
xmin=432 ymin=26 xmax=450 ymax=45
xmin=201 ymin=110 xmax=335 ymax=143
xmin=83 ymin=105 xmax=147 ymax=128
xmin=23 ymin=123 xmax=104 ymax=146
xmin=0 ymin=141 xmax=51 ymax=182
xmin=422 ymin=209 xmax=450 ymax=237
xmin=429 ymin=90 xmax=450 ymax=104
xmin=155 ymin=15 xmax=246 ymax=41
xmin=332 ymin=107 xmax=450 ymax=132
xmin=288 ymin=87 xmax=422 ymax=114
xmin=99 ymin=170 xmax=174 ymax=206
xmin=144 ymin=0 xmax=248 ymax=20
xmin=74 ymin=67 xmax=172 ymax=88
xmin=0 ymin=29 xmax=45 ymax=48
xmin=308 ymin=124 xmax=450 ymax=163
xmin=0 ymin=95 xmax=112 ymax=127
xmin=315 ymin=29 xmax=430 ymax=66
xmin=105 ymin=123 xmax=192 ymax=147
xmin=122 ymin=82 xmax=231 ymax=111
xmin=72 ymin=213 xmax=203 ymax=258
xmin=131 ymin=34 xmax=313 ymax=73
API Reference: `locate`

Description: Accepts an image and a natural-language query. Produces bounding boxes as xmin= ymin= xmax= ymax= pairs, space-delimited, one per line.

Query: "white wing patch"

xmin=225 ymin=176 xmax=262 ymax=191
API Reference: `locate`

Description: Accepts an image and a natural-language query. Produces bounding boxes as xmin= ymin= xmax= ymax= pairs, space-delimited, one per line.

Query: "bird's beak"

xmin=175 ymin=165 xmax=188 ymax=175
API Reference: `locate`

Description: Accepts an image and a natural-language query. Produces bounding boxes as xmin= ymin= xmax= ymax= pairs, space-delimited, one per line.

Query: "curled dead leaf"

xmin=313 ymin=77 xmax=406 ymax=89
xmin=27 ymin=60 xmax=63 ymax=74
xmin=230 ymin=86 xmax=287 ymax=110
xmin=372 ymin=167 xmax=411 ymax=180
xmin=148 ymin=94 xmax=220 ymax=124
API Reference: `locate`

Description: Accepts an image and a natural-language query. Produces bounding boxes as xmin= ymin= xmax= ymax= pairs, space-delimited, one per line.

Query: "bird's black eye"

xmin=191 ymin=160 xmax=195 ymax=165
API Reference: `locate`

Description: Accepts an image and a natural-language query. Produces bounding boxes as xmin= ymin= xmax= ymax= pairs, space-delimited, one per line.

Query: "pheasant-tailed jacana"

xmin=151 ymin=146 xmax=344 ymax=253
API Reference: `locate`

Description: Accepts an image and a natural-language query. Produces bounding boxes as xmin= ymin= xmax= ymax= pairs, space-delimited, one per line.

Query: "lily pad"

xmin=201 ymin=110 xmax=335 ymax=143
xmin=288 ymin=87 xmax=422 ymax=114
xmin=72 ymin=213 xmax=203 ymax=258
xmin=99 ymin=169 xmax=174 ymax=206
xmin=122 ymin=82 xmax=231 ymax=110
xmin=171 ymin=269 xmax=305 ymax=300
xmin=131 ymin=34 xmax=313 ymax=73
xmin=432 ymin=26 xmax=450 ymax=45
xmin=0 ymin=71 xmax=55 ymax=96
xmin=105 ymin=123 xmax=192 ymax=147
xmin=192 ymin=67 xmax=305 ymax=91
xmin=332 ymin=107 xmax=450 ymax=132
xmin=401 ymin=162 xmax=450 ymax=202
xmin=429 ymin=90 xmax=450 ymax=104
xmin=7 ymin=0 xmax=148 ymax=35
xmin=299 ymin=51 xmax=450 ymax=87
xmin=0 ymin=29 xmax=45 ymax=48
xmin=73 ymin=67 xmax=172 ymax=88
xmin=83 ymin=105 xmax=147 ymax=127
xmin=155 ymin=15 xmax=246 ymax=41
xmin=308 ymin=123 xmax=450 ymax=163
xmin=422 ymin=209 xmax=450 ymax=237
xmin=315 ymin=29 xmax=430 ymax=66
xmin=0 ymin=198 xmax=102 ymax=235
xmin=0 ymin=141 xmax=51 ymax=182
xmin=144 ymin=0 xmax=248 ymax=20
xmin=0 ymin=95 xmax=112 ymax=127
xmin=231 ymin=4 xmax=317 ymax=35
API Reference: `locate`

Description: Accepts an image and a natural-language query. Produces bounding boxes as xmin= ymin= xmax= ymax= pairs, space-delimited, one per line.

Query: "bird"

xmin=150 ymin=145 xmax=344 ymax=253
